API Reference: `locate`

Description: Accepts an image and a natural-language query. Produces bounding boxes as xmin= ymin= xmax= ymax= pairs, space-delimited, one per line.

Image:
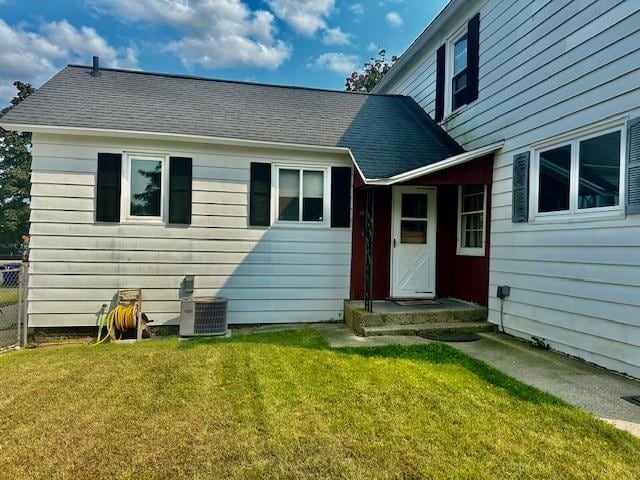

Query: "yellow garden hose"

xmin=94 ymin=303 xmax=139 ymax=345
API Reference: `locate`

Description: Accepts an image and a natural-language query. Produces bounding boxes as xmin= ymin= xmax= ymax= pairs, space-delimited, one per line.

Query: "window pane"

xmin=462 ymin=185 xmax=484 ymax=212
xmin=401 ymin=220 xmax=427 ymax=244
xmin=302 ymin=170 xmax=324 ymax=221
xmin=538 ymin=145 xmax=571 ymax=213
xmin=401 ymin=194 xmax=427 ymax=219
xmin=453 ymin=36 xmax=467 ymax=74
xmin=130 ymin=158 xmax=162 ymax=216
xmin=578 ymin=131 xmax=621 ymax=209
xmin=461 ymin=213 xmax=483 ymax=248
xmin=279 ymin=169 xmax=299 ymax=221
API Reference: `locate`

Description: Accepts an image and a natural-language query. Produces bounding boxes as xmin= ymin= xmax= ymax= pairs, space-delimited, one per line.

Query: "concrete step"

xmin=345 ymin=301 xmax=487 ymax=330
xmin=361 ymin=321 xmax=497 ymax=337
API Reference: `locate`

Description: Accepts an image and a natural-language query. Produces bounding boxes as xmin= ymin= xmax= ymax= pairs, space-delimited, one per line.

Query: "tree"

xmin=0 ymin=81 xmax=34 ymax=254
xmin=345 ymin=49 xmax=399 ymax=92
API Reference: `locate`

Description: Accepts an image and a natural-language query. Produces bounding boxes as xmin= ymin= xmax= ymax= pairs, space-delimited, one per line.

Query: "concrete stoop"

xmin=345 ymin=299 xmax=495 ymax=337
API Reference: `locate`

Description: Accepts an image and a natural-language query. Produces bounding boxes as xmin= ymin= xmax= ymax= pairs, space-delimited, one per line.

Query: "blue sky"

xmin=0 ymin=0 xmax=449 ymax=104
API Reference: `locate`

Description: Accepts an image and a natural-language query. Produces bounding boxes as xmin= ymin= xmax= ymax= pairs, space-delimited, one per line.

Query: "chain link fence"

xmin=0 ymin=263 xmax=27 ymax=352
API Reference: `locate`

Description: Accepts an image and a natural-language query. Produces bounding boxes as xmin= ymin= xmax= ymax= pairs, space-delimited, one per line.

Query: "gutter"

xmin=0 ymin=123 xmax=356 ymax=157
xmin=362 ymin=141 xmax=504 ymax=186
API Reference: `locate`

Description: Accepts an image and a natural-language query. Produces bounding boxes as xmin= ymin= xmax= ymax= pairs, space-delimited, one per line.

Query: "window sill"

xmin=456 ymin=248 xmax=485 ymax=257
xmin=529 ymin=210 xmax=626 ymax=225
xmin=440 ymin=100 xmax=475 ymax=125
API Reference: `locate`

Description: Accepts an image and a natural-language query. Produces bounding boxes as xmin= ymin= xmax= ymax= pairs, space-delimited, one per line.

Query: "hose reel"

xmin=95 ymin=289 xmax=151 ymax=344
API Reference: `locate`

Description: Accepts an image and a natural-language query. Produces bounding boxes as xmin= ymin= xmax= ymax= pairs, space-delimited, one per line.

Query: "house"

xmin=372 ymin=0 xmax=640 ymax=378
xmin=0 ymin=61 xmax=497 ymax=331
xmin=1 ymin=0 xmax=639 ymax=378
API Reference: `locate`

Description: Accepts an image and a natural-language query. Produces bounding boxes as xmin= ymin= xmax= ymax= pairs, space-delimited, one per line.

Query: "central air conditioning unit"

xmin=179 ymin=296 xmax=228 ymax=337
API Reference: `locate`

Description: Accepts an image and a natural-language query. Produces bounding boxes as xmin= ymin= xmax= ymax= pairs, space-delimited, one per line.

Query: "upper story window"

xmin=451 ymin=33 xmax=468 ymax=112
xmin=435 ymin=13 xmax=480 ymax=122
xmin=533 ymin=127 xmax=624 ymax=218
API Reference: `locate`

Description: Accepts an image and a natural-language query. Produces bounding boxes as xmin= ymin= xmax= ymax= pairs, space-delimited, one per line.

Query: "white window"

xmin=532 ymin=126 xmax=625 ymax=219
xmin=122 ymin=153 xmax=168 ymax=222
xmin=457 ymin=185 xmax=486 ymax=256
xmin=275 ymin=166 xmax=328 ymax=224
xmin=445 ymin=27 xmax=468 ymax=116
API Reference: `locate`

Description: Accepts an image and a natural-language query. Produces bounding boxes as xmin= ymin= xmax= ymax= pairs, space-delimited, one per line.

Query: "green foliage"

xmin=345 ymin=49 xmax=399 ymax=92
xmin=0 ymin=81 xmax=34 ymax=251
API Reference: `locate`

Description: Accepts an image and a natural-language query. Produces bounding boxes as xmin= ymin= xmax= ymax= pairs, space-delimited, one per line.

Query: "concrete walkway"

xmin=314 ymin=325 xmax=640 ymax=437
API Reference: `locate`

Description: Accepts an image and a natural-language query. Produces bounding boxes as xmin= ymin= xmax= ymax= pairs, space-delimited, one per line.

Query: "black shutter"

xmin=467 ymin=12 xmax=480 ymax=104
xmin=169 ymin=157 xmax=192 ymax=224
xmin=512 ymin=151 xmax=530 ymax=223
xmin=96 ymin=153 xmax=121 ymax=222
xmin=627 ymin=117 xmax=640 ymax=214
xmin=331 ymin=167 xmax=352 ymax=228
xmin=435 ymin=44 xmax=446 ymax=122
xmin=250 ymin=162 xmax=271 ymax=226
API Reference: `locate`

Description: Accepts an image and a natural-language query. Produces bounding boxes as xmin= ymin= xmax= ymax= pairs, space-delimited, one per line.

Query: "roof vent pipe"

xmin=91 ymin=56 xmax=101 ymax=76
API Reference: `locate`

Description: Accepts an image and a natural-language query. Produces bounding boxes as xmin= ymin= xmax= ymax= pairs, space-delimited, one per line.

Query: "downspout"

xmin=364 ymin=187 xmax=375 ymax=312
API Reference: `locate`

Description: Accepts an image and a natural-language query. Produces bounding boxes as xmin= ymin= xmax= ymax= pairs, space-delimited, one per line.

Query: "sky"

xmin=0 ymin=0 xmax=449 ymax=105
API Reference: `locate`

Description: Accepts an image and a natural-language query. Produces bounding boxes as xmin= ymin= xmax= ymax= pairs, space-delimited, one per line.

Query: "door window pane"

xmin=302 ymin=170 xmax=324 ymax=221
xmin=401 ymin=220 xmax=427 ymax=244
xmin=278 ymin=169 xmax=299 ymax=221
xmin=130 ymin=158 xmax=162 ymax=216
xmin=538 ymin=145 xmax=571 ymax=213
xmin=578 ymin=131 xmax=621 ymax=209
xmin=401 ymin=194 xmax=427 ymax=219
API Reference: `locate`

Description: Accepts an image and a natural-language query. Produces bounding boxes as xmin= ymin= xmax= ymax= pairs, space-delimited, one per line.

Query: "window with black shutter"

xmin=249 ymin=162 xmax=271 ymax=226
xmin=435 ymin=12 xmax=480 ymax=119
xmin=169 ymin=157 xmax=192 ymax=224
xmin=627 ymin=118 xmax=640 ymax=214
xmin=512 ymin=151 xmax=530 ymax=223
xmin=96 ymin=153 xmax=122 ymax=222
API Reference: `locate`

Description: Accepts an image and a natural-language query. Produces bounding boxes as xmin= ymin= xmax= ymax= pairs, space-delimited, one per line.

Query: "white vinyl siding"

xmin=380 ymin=0 xmax=640 ymax=378
xmin=28 ymin=133 xmax=352 ymax=327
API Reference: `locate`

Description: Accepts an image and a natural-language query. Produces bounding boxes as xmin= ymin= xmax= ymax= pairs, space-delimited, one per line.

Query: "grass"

xmin=0 ymin=329 xmax=639 ymax=479
xmin=0 ymin=287 xmax=18 ymax=306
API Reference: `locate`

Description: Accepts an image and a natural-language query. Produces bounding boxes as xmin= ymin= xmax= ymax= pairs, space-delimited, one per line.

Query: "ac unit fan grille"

xmin=193 ymin=300 xmax=227 ymax=335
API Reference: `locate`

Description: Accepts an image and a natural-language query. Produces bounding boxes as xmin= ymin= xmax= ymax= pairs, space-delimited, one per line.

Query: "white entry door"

xmin=391 ymin=186 xmax=437 ymax=298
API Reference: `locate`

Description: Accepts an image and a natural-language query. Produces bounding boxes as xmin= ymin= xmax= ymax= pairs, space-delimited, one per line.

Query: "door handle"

xmin=393 ymin=238 xmax=397 ymax=248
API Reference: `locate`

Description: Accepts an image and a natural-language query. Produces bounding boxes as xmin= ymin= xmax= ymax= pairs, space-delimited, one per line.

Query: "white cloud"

xmin=385 ymin=11 xmax=403 ymax=27
xmin=0 ymin=19 xmax=137 ymax=105
xmin=91 ymin=0 xmax=291 ymax=69
xmin=349 ymin=3 xmax=364 ymax=15
xmin=321 ymin=27 xmax=350 ymax=46
xmin=266 ymin=0 xmax=334 ymax=36
xmin=367 ymin=42 xmax=378 ymax=52
xmin=308 ymin=52 xmax=358 ymax=75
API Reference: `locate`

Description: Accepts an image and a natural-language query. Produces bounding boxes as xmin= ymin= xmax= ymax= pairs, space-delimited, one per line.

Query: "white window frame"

xmin=457 ymin=185 xmax=487 ymax=256
xmin=444 ymin=24 xmax=469 ymax=118
xmin=121 ymin=152 xmax=169 ymax=223
xmin=273 ymin=164 xmax=330 ymax=227
xmin=530 ymin=124 xmax=626 ymax=222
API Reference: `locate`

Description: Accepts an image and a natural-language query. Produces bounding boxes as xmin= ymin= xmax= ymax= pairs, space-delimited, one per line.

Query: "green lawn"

xmin=0 ymin=329 xmax=638 ymax=479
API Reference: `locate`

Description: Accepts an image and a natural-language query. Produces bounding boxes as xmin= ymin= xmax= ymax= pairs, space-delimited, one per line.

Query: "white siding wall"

xmin=381 ymin=0 xmax=640 ymax=377
xmin=28 ymin=133 xmax=352 ymax=327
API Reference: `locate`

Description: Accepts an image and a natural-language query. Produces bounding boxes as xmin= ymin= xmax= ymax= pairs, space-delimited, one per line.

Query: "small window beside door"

xmin=457 ymin=185 xmax=486 ymax=256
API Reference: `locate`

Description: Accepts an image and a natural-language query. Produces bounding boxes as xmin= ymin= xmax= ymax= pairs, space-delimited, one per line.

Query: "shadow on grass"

xmin=176 ymin=327 xmax=565 ymax=408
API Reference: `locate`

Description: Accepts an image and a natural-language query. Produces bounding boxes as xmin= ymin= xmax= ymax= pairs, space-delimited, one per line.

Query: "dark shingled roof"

xmin=0 ymin=65 xmax=463 ymax=179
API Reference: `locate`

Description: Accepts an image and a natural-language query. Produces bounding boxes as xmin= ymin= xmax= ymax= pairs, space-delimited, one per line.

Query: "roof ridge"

xmin=66 ymin=64 xmax=407 ymax=98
